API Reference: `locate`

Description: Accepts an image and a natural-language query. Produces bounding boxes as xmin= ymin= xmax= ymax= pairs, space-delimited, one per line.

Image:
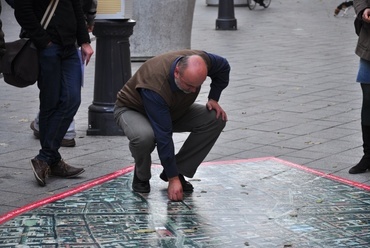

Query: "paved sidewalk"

xmin=0 ymin=0 xmax=367 ymax=221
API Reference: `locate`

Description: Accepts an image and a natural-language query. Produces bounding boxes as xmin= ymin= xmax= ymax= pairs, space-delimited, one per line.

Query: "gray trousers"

xmin=114 ymin=103 xmax=226 ymax=181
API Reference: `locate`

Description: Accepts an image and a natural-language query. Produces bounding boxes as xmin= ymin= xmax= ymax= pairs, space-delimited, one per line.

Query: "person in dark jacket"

xmin=29 ymin=0 xmax=98 ymax=147
xmin=0 ymin=1 xmax=6 ymax=58
xmin=14 ymin=0 xmax=94 ymax=187
xmin=114 ymin=50 xmax=230 ymax=201
xmin=348 ymin=0 xmax=370 ymax=174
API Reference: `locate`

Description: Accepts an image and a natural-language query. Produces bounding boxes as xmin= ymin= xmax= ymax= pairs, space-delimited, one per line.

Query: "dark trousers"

xmin=114 ymin=103 xmax=226 ymax=181
xmin=36 ymin=44 xmax=82 ymax=165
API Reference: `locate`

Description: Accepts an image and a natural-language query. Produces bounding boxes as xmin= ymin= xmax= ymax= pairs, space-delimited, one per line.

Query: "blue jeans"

xmin=36 ymin=44 xmax=82 ymax=165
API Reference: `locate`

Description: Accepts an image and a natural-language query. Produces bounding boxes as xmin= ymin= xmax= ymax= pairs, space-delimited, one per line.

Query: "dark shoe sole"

xmin=132 ymin=170 xmax=150 ymax=193
xmin=50 ymin=168 xmax=85 ymax=178
xmin=65 ymin=168 xmax=85 ymax=178
xmin=180 ymin=176 xmax=194 ymax=192
xmin=349 ymin=168 xmax=368 ymax=174
xmin=132 ymin=184 xmax=150 ymax=193
xmin=30 ymin=160 xmax=46 ymax=187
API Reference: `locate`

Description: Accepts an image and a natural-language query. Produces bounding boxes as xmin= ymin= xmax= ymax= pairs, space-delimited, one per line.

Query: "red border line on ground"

xmin=1 ymin=157 xmax=370 ymax=225
xmin=202 ymin=157 xmax=370 ymax=191
xmin=271 ymin=157 xmax=370 ymax=191
xmin=0 ymin=165 xmax=134 ymax=225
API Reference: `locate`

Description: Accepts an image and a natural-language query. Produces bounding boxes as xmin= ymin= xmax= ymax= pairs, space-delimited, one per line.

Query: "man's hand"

xmin=206 ymin=99 xmax=228 ymax=121
xmin=167 ymin=176 xmax=183 ymax=201
xmin=363 ymin=8 xmax=370 ymax=23
xmin=81 ymin=43 xmax=94 ymax=66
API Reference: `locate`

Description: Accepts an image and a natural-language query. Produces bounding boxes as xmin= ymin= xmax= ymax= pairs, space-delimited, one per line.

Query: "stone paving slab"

xmin=1 ymin=157 xmax=370 ymax=247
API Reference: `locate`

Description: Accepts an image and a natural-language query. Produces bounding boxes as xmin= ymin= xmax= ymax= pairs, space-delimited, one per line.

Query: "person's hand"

xmin=87 ymin=24 xmax=94 ymax=33
xmin=362 ymin=8 xmax=370 ymax=23
xmin=81 ymin=43 xmax=94 ymax=66
xmin=167 ymin=176 xmax=183 ymax=201
xmin=206 ymin=99 xmax=228 ymax=121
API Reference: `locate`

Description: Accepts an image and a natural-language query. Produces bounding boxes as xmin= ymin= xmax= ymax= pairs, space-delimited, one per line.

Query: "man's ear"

xmin=174 ymin=65 xmax=180 ymax=78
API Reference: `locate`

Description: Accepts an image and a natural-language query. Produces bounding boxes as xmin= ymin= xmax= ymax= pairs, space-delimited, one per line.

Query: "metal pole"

xmin=216 ymin=0 xmax=237 ymax=30
xmin=87 ymin=19 xmax=136 ymax=136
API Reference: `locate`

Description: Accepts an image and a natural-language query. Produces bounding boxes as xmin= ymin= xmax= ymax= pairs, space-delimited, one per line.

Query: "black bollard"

xmin=87 ymin=19 xmax=136 ymax=136
xmin=216 ymin=0 xmax=237 ymax=30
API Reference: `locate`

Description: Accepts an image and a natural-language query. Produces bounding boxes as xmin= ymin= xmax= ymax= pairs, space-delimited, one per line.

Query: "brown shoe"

xmin=60 ymin=138 xmax=76 ymax=147
xmin=30 ymin=121 xmax=40 ymax=139
xmin=30 ymin=158 xmax=49 ymax=186
xmin=50 ymin=159 xmax=85 ymax=178
xmin=30 ymin=121 xmax=76 ymax=147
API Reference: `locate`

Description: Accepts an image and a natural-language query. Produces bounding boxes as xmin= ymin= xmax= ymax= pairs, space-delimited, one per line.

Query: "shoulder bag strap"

xmin=40 ymin=0 xmax=60 ymax=29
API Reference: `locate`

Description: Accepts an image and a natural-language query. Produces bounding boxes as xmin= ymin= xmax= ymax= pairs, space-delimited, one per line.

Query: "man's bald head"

xmin=175 ymin=55 xmax=208 ymax=93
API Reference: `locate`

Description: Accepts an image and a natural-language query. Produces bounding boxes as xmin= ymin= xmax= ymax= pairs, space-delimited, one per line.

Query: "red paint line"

xmin=1 ymin=157 xmax=370 ymax=225
xmin=0 ymin=166 xmax=134 ymax=225
xmin=202 ymin=157 xmax=370 ymax=191
xmin=271 ymin=157 xmax=370 ymax=191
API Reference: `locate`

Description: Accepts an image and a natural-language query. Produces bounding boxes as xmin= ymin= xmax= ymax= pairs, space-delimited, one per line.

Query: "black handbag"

xmin=1 ymin=0 xmax=59 ymax=87
xmin=1 ymin=39 xmax=38 ymax=87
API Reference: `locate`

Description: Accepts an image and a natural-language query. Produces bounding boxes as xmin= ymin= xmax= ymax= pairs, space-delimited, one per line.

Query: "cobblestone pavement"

xmin=1 ymin=0 xmax=370 ymax=246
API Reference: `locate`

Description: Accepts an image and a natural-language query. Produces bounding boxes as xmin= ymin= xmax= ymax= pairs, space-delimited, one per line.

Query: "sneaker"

xmin=30 ymin=158 xmax=49 ymax=186
xmin=159 ymin=170 xmax=194 ymax=192
xmin=30 ymin=121 xmax=76 ymax=147
xmin=50 ymin=159 xmax=85 ymax=178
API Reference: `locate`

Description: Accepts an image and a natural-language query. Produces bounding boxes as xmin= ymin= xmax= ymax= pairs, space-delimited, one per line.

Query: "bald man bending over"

xmin=114 ymin=50 xmax=230 ymax=201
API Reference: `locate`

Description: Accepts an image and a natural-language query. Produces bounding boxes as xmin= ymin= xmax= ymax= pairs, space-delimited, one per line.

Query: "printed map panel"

xmin=1 ymin=157 xmax=370 ymax=247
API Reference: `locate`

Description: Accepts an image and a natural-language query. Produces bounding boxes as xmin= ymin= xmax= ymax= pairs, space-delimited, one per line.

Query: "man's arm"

xmin=204 ymin=52 xmax=230 ymax=102
xmin=140 ymin=89 xmax=184 ymax=201
xmin=14 ymin=0 xmax=51 ymax=49
xmin=139 ymin=89 xmax=178 ymax=178
xmin=203 ymin=52 xmax=230 ymax=121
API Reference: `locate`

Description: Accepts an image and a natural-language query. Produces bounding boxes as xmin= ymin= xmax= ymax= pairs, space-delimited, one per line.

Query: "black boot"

xmin=349 ymin=125 xmax=370 ymax=174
